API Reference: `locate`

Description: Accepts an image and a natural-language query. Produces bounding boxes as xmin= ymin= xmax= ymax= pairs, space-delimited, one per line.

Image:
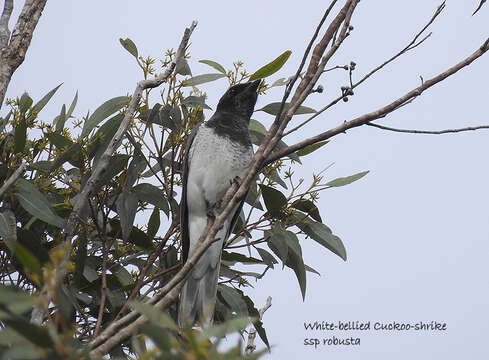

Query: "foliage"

xmin=0 ymin=38 xmax=367 ymax=359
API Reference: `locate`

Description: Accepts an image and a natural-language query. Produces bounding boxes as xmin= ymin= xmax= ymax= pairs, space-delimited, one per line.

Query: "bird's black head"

xmin=216 ymin=80 xmax=260 ymax=119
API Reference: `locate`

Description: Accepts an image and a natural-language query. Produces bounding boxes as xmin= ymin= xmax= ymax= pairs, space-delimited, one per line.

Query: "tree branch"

xmin=0 ymin=0 xmax=13 ymax=52
xmin=0 ymin=0 xmax=47 ymax=108
xmin=0 ymin=162 xmax=26 ymax=198
xmin=283 ymin=1 xmax=446 ymax=137
xmin=367 ymin=123 xmax=489 ymax=135
xmin=245 ymin=296 xmax=272 ymax=354
xmin=266 ymin=37 xmax=489 ymax=164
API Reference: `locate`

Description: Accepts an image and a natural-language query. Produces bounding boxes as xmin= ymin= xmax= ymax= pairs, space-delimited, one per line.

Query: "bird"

xmin=178 ymin=79 xmax=260 ymax=328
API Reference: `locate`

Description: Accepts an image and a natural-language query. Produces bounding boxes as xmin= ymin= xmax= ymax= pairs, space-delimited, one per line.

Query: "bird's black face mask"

xmin=216 ymin=80 xmax=260 ymax=119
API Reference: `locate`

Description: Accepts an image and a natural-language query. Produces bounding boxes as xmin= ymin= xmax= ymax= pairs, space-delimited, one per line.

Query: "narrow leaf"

xmin=133 ymin=183 xmax=169 ymax=217
xmin=259 ymin=184 xmax=287 ymax=217
xmin=119 ymin=38 xmax=138 ymax=58
xmin=259 ymin=102 xmax=316 ymax=116
xmin=326 ymin=170 xmax=369 ymax=187
xmin=116 ymin=190 xmax=138 ymax=241
xmin=175 ymin=58 xmax=192 ymax=75
xmin=147 ymin=207 xmax=160 ymax=240
xmin=249 ymin=50 xmax=292 ymax=81
xmin=32 ymin=84 xmax=62 ymax=113
xmin=19 ymin=93 xmax=33 ymax=114
xmin=291 ymin=199 xmax=322 ymax=222
xmin=182 ymin=95 xmax=212 ymax=110
xmin=296 ymin=141 xmax=328 ymax=157
xmin=81 ymin=96 xmax=128 ymax=136
xmin=199 ymin=59 xmax=226 ymax=74
xmin=15 ymin=179 xmax=64 ymax=228
xmin=182 ymin=73 xmax=226 ymax=87
xmin=54 ymin=104 xmax=67 ymax=133
xmin=66 ymin=91 xmax=78 ymax=118
xmin=13 ymin=119 xmax=27 ymax=153
xmin=130 ymin=302 xmax=179 ymax=331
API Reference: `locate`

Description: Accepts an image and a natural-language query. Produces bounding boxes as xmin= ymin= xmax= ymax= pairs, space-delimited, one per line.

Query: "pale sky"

xmin=4 ymin=1 xmax=488 ymax=359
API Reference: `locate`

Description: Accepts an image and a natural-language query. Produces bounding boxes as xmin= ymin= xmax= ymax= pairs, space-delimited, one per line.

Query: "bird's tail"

xmin=178 ymin=255 xmax=220 ymax=328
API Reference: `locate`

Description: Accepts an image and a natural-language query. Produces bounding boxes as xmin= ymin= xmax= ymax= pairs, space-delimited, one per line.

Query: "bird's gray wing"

xmin=180 ymin=122 xmax=202 ymax=263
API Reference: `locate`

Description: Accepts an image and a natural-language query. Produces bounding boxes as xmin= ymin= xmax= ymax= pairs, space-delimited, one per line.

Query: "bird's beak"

xmin=247 ymin=79 xmax=261 ymax=93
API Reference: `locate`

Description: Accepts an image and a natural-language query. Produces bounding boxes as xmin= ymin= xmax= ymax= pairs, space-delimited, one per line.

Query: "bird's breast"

xmin=187 ymin=125 xmax=253 ymax=209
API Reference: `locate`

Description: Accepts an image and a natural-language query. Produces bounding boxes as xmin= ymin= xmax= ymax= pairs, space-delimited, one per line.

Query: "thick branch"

xmin=0 ymin=0 xmax=47 ymax=108
xmin=367 ymin=123 xmax=489 ymax=135
xmin=266 ymin=38 xmax=489 ymax=164
xmin=0 ymin=0 xmax=13 ymax=52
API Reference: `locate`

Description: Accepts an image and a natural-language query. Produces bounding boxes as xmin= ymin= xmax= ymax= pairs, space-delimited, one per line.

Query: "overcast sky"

xmin=4 ymin=1 xmax=489 ymax=359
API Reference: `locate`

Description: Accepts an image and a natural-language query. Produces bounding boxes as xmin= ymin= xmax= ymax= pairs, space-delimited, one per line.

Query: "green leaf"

xmin=296 ymin=141 xmax=328 ymax=157
xmin=259 ymin=184 xmax=287 ymax=218
xmin=198 ymin=316 xmax=252 ymax=340
xmin=199 ymin=59 xmax=226 ymax=74
xmin=15 ymin=178 xmax=65 ymax=228
xmin=266 ymin=229 xmax=288 ymax=264
xmin=66 ymin=90 xmax=78 ymax=118
xmin=119 ymin=37 xmax=138 ymax=58
xmin=259 ymin=102 xmax=316 ymax=116
xmin=133 ymin=183 xmax=169 ymax=217
xmin=13 ymin=119 xmax=27 ymax=153
xmin=50 ymin=143 xmax=82 ymax=172
xmin=175 ymin=58 xmax=192 ymax=76
xmin=130 ymin=301 xmax=179 ymax=331
xmin=0 ymin=285 xmax=35 ymax=314
xmin=124 ymin=149 xmax=147 ymax=188
xmin=110 ymin=263 xmax=134 ymax=286
xmin=326 ymin=170 xmax=369 ymax=187
xmin=294 ymin=214 xmax=346 ymax=261
xmin=19 ymin=92 xmax=33 ymax=114
xmin=218 ymin=284 xmax=248 ymax=316
xmin=291 ymin=199 xmax=322 ymax=222
xmin=221 ymin=251 xmax=263 ymax=265
xmin=282 ymin=231 xmax=306 ymax=300
xmin=0 ymin=210 xmax=16 ymax=243
xmin=256 ymin=248 xmax=278 ymax=268
xmin=81 ymin=96 xmax=128 ymax=136
xmin=140 ymin=323 xmax=173 ymax=351
xmin=13 ymin=242 xmax=42 ymax=276
xmin=46 ymin=132 xmax=73 ymax=148
xmin=248 ymin=119 xmax=300 ymax=162
xmin=94 ymin=154 xmax=130 ymax=189
xmin=127 ymin=226 xmax=152 ymax=249
xmin=147 ymin=207 xmax=160 ymax=240
xmin=54 ymin=104 xmax=67 ymax=133
xmin=2 ymin=319 xmax=54 ymax=348
xmin=182 ymin=95 xmax=212 ymax=110
xmin=249 ymin=50 xmax=292 ymax=81
xmin=182 ymin=73 xmax=226 ymax=87
xmin=116 ymin=190 xmax=138 ymax=241
xmin=32 ymin=84 xmax=62 ymax=114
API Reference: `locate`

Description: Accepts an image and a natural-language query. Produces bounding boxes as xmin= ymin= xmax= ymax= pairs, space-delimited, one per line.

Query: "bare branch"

xmin=245 ymin=296 xmax=272 ymax=354
xmin=473 ymin=0 xmax=486 ymax=15
xmin=284 ymin=2 xmax=446 ymax=137
xmin=0 ymin=0 xmax=13 ymax=52
xmin=0 ymin=163 xmax=26 ymax=198
xmin=0 ymin=0 xmax=48 ymax=108
xmin=367 ymin=123 xmax=489 ymax=135
xmin=267 ymin=38 xmax=489 ymax=164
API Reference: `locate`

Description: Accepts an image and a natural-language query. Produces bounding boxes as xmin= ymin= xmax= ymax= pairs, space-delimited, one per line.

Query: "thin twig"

xmin=367 ymin=123 xmax=489 ymax=135
xmin=266 ymin=38 xmax=489 ymax=165
xmin=93 ymin=238 xmax=108 ymax=337
xmin=245 ymin=296 xmax=272 ymax=354
xmin=0 ymin=163 xmax=26 ymax=198
xmin=284 ymin=2 xmax=446 ymax=137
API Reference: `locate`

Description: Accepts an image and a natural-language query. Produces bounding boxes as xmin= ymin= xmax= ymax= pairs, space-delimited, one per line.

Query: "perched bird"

xmin=179 ymin=80 xmax=260 ymax=327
